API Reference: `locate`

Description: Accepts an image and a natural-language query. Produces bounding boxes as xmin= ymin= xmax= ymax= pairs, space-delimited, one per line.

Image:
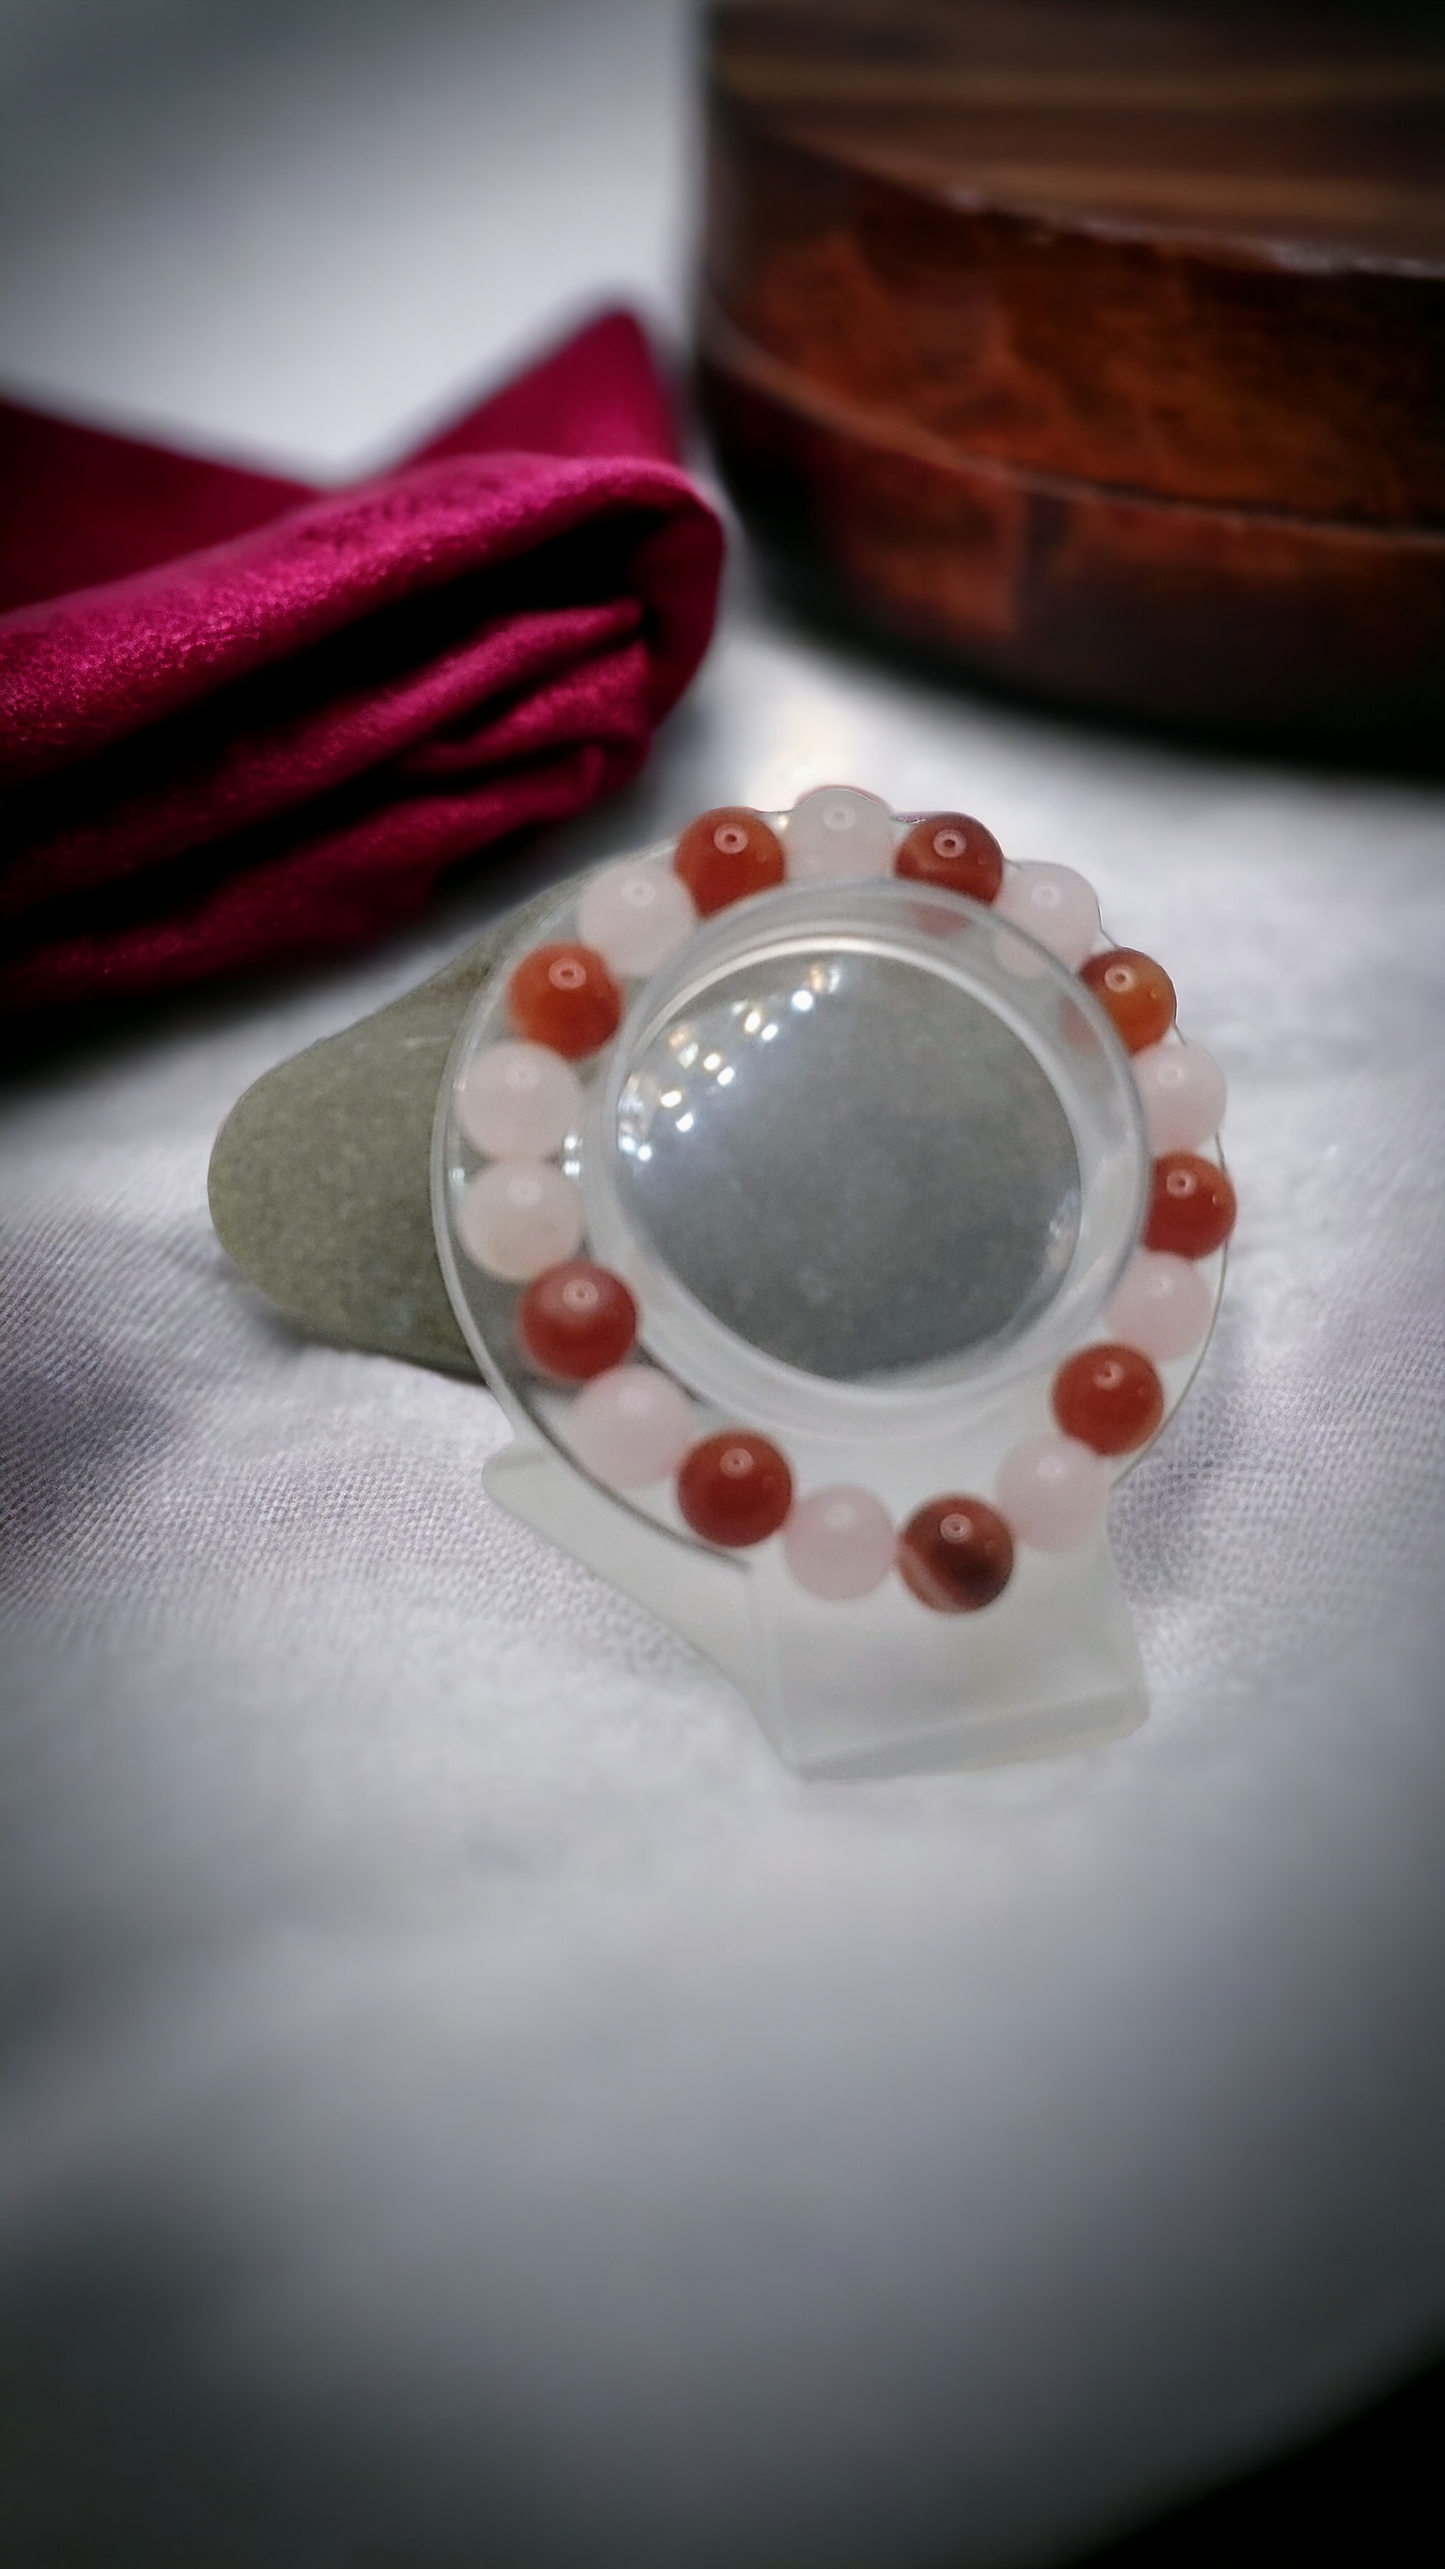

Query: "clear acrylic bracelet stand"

xmin=432 ymin=833 xmax=1222 ymax=1778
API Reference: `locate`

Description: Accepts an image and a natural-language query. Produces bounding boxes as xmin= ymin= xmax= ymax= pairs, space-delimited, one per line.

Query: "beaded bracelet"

xmin=452 ymin=786 xmax=1233 ymax=1614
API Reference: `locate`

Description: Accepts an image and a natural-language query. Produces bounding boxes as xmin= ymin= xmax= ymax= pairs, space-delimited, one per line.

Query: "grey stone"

xmin=207 ymin=885 xmax=571 ymax=1376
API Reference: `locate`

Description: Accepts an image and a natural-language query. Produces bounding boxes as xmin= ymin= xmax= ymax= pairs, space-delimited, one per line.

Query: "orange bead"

xmin=895 ymin=811 xmax=1004 ymax=902
xmin=674 ymin=806 xmax=786 ymax=916
xmin=517 ymin=1261 xmax=638 ymax=1381
xmin=1052 ymin=1342 xmax=1164 ymax=1455
xmin=508 ymin=942 xmax=622 ymax=1059
xmin=896 ymin=1496 xmax=1013 ymax=1613
xmin=1145 ymin=1153 xmax=1237 ymax=1259
xmin=677 ymin=1431 xmax=794 ymax=1547
xmin=1079 ymin=948 xmax=1177 ymax=1053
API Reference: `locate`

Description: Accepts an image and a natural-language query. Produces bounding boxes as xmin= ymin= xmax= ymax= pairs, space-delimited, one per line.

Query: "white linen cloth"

xmin=3 ymin=5 xmax=1444 ymax=2562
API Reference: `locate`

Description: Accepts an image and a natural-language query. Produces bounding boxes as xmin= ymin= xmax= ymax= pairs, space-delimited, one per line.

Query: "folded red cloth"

xmin=0 ymin=311 xmax=723 ymax=1029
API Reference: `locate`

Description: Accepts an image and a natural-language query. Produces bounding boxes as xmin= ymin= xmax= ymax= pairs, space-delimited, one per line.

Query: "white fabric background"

xmin=3 ymin=5 xmax=1445 ymax=2563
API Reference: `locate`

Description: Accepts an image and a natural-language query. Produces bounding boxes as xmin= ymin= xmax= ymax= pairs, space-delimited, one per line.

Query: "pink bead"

xmin=995 ymin=862 xmax=1101 ymax=971
xmin=576 ymin=858 xmax=697 ymax=978
xmin=786 ymin=785 xmax=895 ymax=884
xmin=457 ymin=1161 xmax=583 ymax=1281
xmin=1133 ymin=1037 xmax=1227 ymax=1153
xmin=996 ymin=1433 xmax=1110 ymax=1552
xmin=566 ymin=1365 xmax=695 ymax=1491
xmin=1105 ymin=1250 xmax=1214 ymax=1364
xmin=458 ymin=1041 xmax=583 ymax=1161
xmin=783 ymin=1484 xmax=894 ymax=1600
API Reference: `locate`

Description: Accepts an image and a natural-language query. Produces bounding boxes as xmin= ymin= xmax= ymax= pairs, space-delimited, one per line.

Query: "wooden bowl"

xmin=698 ymin=0 xmax=1445 ymax=756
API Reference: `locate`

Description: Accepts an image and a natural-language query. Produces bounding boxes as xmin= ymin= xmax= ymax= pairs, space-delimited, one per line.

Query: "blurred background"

xmin=3 ymin=5 xmax=1444 ymax=2566
xmin=8 ymin=0 xmax=1442 ymax=752
xmin=0 ymin=0 xmax=695 ymax=472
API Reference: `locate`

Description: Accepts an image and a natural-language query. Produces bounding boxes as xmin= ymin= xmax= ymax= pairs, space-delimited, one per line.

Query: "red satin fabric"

xmin=0 ymin=311 xmax=723 ymax=1029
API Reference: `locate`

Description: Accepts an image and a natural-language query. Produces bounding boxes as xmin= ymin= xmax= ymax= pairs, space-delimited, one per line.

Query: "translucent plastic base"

xmin=438 ymin=834 xmax=1220 ymax=1780
xmin=485 ymin=1439 xmax=1147 ymax=1779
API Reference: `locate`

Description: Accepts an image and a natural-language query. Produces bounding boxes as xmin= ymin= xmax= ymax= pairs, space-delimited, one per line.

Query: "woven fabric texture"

xmin=4 ymin=592 xmax=1445 ymax=2567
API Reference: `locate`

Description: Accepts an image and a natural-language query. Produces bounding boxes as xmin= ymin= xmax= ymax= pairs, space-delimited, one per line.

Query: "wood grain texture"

xmin=700 ymin=0 xmax=1445 ymax=752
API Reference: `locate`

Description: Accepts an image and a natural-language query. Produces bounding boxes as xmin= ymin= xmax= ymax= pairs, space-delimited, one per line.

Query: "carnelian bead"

xmin=677 ymin=1430 xmax=794 ymax=1547
xmin=674 ymin=806 xmax=785 ymax=916
xmin=895 ymin=811 xmax=1004 ymax=903
xmin=508 ymin=942 xmax=623 ymax=1059
xmin=516 ymin=1261 xmax=638 ymax=1382
xmin=1079 ymin=948 xmax=1177 ymax=1054
xmin=896 ymin=1496 xmax=1013 ymax=1613
xmin=1145 ymin=1153 xmax=1237 ymax=1259
xmin=1052 ymin=1342 xmax=1164 ymax=1456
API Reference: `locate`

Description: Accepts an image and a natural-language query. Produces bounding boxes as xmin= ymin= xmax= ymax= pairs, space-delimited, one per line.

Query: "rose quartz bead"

xmin=996 ymin=1433 xmax=1111 ymax=1552
xmin=576 ymin=858 xmax=697 ymax=978
xmin=785 ymin=785 xmax=895 ymax=884
xmin=566 ymin=1365 xmax=695 ymax=1491
xmin=783 ymin=1484 xmax=894 ymax=1600
xmin=1133 ymin=1038 xmax=1227 ymax=1154
xmin=1106 ymin=1250 xmax=1214 ymax=1363
xmin=995 ymin=862 xmax=1101 ymax=970
xmin=457 ymin=1161 xmax=583 ymax=1281
xmin=457 ymin=1040 xmax=583 ymax=1160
